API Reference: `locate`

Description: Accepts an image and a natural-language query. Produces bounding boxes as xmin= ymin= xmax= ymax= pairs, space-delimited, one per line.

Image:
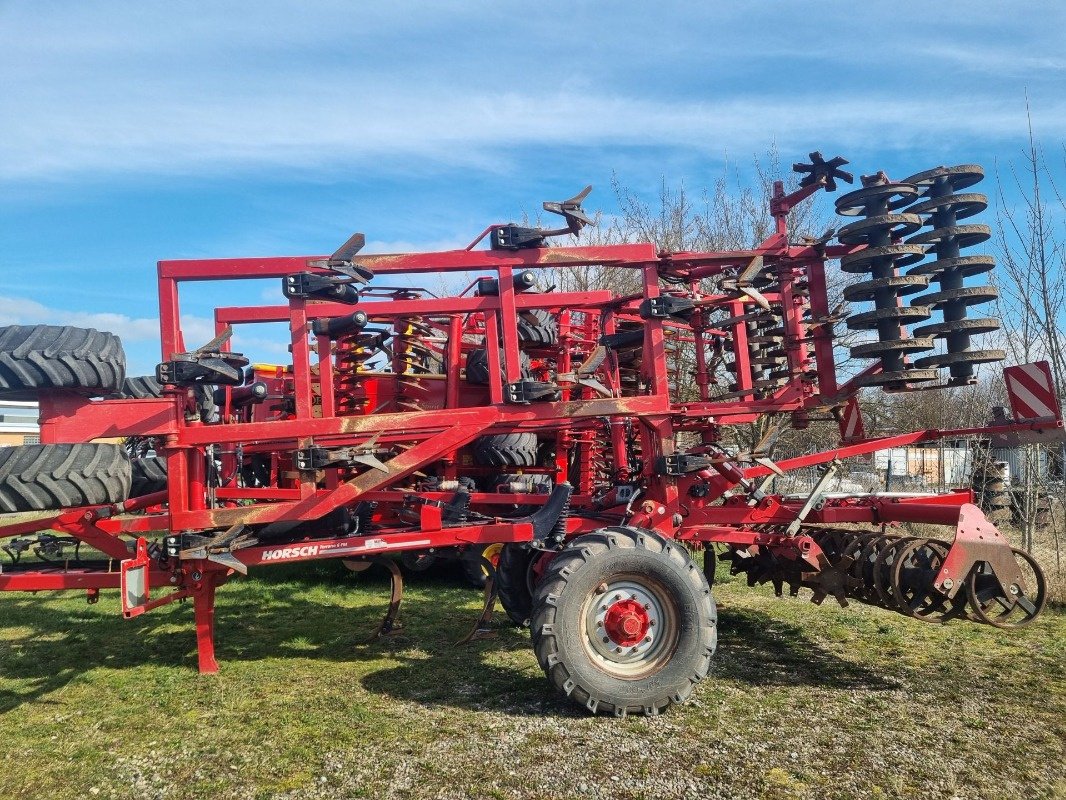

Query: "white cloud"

xmin=4 ymin=88 xmax=1064 ymax=184
xmin=0 ymin=294 xmax=215 ymax=372
xmin=0 ymin=295 xmax=165 ymax=342
xmin=2 ymin=2 xmax=1065 ymax=183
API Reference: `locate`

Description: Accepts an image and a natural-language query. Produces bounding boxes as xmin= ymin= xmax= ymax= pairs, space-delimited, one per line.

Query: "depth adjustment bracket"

xmin=156 ymin=350 xmax=249 ymax=386
xmin=283 ymin=273 xmax=361 ymax=304
xmin=656 ymin=453 xmax=713 ymax=476
xmin=505 ymin=379 xmax=559 ymax=404
xmin=639 ymin=295 xmax=695 ymax=322
xmin=490 ymin=186 xmax=595 ymax=251
xmin=295 ymin=445 xmax=389 ymax=473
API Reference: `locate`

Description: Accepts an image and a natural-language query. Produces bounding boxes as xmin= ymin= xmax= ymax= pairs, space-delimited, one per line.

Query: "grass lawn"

xmin=0 ymin=559 xmax=1062 ymax=800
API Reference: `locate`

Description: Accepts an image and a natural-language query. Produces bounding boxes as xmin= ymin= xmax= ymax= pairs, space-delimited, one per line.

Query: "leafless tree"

xmin=991 ymin=103 xmax=1066 ymax=576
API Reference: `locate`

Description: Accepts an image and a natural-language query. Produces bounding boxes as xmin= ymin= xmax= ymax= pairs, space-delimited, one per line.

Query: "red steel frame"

xmin=1 ymin=179 xmax=1061 ymax=672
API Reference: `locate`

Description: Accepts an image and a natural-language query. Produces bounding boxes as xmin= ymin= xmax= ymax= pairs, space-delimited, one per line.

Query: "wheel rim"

xmin=479 ymin=543 xmax=504 ymax=578
xmin=582 ymin=575 xmax=678 ymax=679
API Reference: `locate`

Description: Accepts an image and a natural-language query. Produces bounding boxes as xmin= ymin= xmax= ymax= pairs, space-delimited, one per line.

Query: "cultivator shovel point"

xmin=0 ymin=148 xmax=1056 ymax=717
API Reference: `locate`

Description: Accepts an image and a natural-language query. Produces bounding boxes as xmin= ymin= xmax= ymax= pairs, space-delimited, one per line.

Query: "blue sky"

xmin=1 ymin=1 xmax=1064 ymax=376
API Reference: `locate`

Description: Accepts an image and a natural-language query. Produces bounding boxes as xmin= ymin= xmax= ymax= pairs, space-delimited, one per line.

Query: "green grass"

xmin=0 ymin=560 xmax=1062 ymax=800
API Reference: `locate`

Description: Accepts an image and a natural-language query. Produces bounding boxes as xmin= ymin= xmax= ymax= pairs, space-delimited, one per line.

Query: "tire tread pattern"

xmin=516 ymin=310 xmax=559 ymax=346
xmin=465 ymin=348 xmax=531 ymax=385
xmin=530 ymin=525 xmax=716 ymax=717
xmin=474 ymin=432 xmax=538 ymax=468
xmin=0 ymin=325 xmax=125 ymax=399
xmin=0 ymin=443 xmax=131 ymax=512
xmin=130 ymin=455 xmax=168 ymax=497
xmin=121 ymin=375 xmax=163 ymax=399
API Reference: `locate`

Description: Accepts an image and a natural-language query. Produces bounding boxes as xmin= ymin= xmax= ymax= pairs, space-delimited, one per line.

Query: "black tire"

xmin=121 ymin=375 xmax=163 ymax=399
xmin=460 ymin=542 xmax=505 ymax=589
xmin=465 ymin=348 xmax=531 ymax=385
xmin=474 ymin=432 xmax=538 ymax=468
xmin=0 ymin=444 xmax=131 ymax=513
xmin=0 ymin=325 xmax=125 ymax=400
xmin=531 ymin=526 xmax=716 ymax=717
xmin=497 ymin=543 xmax=540 ymax=626
xmin=130 ymin=455 xmax=168 ymax=497
xmin=516 ymin=310 xmax=558 ymax=346
xmin=400 ymin=550 xmax=439 ymax=572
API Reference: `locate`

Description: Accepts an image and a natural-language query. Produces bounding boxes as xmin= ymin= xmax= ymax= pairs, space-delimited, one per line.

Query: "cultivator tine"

xmin=192 ymin=325 xmax=233 ymax=355
xmin=455 ymin=556 xmax=499 ymax=645
xmin=349 ymin=557 xmax=405 ymax=641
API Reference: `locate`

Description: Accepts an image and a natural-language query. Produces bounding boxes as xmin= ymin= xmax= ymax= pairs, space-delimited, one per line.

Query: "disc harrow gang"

xmin=0 ymin=150 xmax=1057 ymax=718
xmin=721 ymin=528 xmax=1045 ymax=627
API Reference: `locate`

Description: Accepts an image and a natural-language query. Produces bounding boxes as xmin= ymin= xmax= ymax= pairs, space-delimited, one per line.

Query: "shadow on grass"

xmin=0 ymin=566 xmax=897 ymax=716
xmin=357 ymin=606 xmax=899 ymax=715
xmin=712 ymin=607 xmax=900 ymax=690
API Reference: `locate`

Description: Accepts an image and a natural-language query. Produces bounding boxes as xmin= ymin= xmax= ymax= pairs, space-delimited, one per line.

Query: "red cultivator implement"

xmin=0 ymin=155 xmax=1059 ymax=715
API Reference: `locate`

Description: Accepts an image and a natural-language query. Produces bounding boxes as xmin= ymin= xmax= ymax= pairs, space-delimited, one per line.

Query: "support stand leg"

xmin=193 ymin=577 xmax=220 ymax=674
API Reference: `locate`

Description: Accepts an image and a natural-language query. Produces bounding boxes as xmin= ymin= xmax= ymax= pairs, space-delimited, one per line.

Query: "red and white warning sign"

xmin=1004 ymin=361 xmax=1062 ymax=422
xmin=837 ymin=396 xmax=865 ymax=442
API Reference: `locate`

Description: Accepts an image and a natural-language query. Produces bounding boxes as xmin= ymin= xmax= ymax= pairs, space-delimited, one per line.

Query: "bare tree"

xmin=991 ymin=103 xmax=1066 ymax=578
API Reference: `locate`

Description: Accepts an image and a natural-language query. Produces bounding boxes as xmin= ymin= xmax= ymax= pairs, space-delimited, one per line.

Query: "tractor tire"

xmin=474 ymin=432 xmax=538 ymax=468
xmin=465 ymin=348 xmax=531 ymax=385
xmin=496 ymin=544 xmax=556 ymax=626
xmin=531 ymin=526 xmax=716 ymax=717
xmin=516 ymin=310 xmax=558 ymax=346
xmin=0 ymin=443 xmax=132 ymax=513
xmin=0 ymin=325 xmax=125 ymax=400
xmin=130 ymin=455 xmax=168 ymax=498
xmin=121 ymin=375 xmax=163 ymax=399
xmin=400 ymin=550 xmax=440 ymax=572
xmin=461 ymin=542 xmax=505 ymax=589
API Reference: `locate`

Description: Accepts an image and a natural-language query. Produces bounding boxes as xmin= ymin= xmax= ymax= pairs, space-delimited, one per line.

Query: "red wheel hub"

xmin=603 ymin=598 xmax=650 ymax=647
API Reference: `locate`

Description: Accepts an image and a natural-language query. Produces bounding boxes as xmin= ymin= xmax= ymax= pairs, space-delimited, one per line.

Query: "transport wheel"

xmin=461 ymin=542 xmax=505 ymax=588
xmin=516 ymin=310 xmax=558 ymax=346
xmin=0 ymin=325 xmax=125 ymax=400
xmin=0 ymin=443 xmax=132 ymax=513
xmin=130 ymin=455 xmax=168 ymax=498
xmin=465 ymin=348 xmax=531 ymax=385
xmin=496 ymin=544 xmax=556 ymax=625
xmin=474 ymin=432 xmax=538 ymax=468
xmin=530 ymin=526 xmax=716 ymax=716
xmin=400 ymin=550 xmax=439 ymax=572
